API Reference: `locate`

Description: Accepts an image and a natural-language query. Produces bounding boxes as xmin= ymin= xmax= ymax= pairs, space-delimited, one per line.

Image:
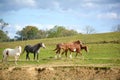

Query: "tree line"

xmin=0 ymin=19 xmax=120 ymax=42
xmin=16 ymin=25 xmax=78 ymax=40
xmin=0 ymin=19 xmax=9 ymax=41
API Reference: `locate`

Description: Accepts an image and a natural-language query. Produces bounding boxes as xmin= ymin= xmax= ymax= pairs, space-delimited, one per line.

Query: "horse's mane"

xmin=33 ymin=43 xmax=41 ymax=47
xmin=32 ymin=43 xmax=42 ymax=51
xmin=73 ymin=40 xmax=82 ymax=44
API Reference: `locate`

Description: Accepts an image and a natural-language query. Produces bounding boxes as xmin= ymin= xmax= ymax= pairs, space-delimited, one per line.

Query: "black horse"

xmin=23 ymin=43 xmax=46 ymax=60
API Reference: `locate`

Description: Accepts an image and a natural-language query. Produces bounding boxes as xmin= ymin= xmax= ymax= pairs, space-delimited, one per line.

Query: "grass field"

xmin=0 ymin=32 xmax=120 ymax=67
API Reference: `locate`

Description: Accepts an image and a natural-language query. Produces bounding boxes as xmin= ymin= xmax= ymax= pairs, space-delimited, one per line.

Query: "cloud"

xmin=0 ymin=0 xmax=120 ymax=21
xmin=14 ymin=24 xmax=23 ymax=31
xmin=0 ymin=0 xmax=36 ymax=13
xmin=97 ymin=12 xmax=120 ymax=19
xmin=0 ymin=0 xmax=120 ymax=13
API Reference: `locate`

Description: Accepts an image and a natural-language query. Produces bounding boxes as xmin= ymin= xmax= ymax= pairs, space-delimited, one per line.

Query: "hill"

xmin=0 ymin=32 xmax=120 ymax=67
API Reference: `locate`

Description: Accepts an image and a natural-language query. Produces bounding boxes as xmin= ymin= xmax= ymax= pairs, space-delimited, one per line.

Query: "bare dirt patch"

xmin=0 ymin=65 xmax=120 ymax=80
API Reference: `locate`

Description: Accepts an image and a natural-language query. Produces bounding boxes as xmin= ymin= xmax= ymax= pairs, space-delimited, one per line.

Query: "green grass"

xmin=0 ymin=32 xmax=120 ymax=67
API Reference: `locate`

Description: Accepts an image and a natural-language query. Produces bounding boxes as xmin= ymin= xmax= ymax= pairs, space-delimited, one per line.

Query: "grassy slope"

xmin=0 ymin=32 xmax=120 ymax=67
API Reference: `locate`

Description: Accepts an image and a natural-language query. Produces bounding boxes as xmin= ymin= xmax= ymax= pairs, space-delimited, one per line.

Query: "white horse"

xmin=2 ymin=46 xmax=22 ymax=65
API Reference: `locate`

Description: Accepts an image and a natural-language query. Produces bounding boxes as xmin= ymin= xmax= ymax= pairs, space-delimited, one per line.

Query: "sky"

xmin=0 ymin=0 xmax=120 ymax=38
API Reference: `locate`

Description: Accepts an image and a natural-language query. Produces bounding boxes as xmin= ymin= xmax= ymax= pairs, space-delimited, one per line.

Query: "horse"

xmin=23 ymin=43 xmax=46 ymax=61
xmin=2 ymin=46 xmax=22 ymax=65
xmin=53 ymin=40 xmax=83 ymax=58
xmin=67 ymin=44 xmax=88 ymax=58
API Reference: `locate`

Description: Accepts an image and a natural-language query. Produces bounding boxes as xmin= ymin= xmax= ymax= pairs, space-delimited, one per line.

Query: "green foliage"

xmin=36 ymin=30 xmax=47 ymax=39
xmin=0 ymin=19 xmax=9 ymax=42
xmin=16 ymin=25 xmax=78 ymax=40
xmin=47 ymin=25 xmax=78 ymax=38
xmin=112 ymin=24 xmax=120 ymax=32
xmin=0 ymin=19 xmax=9 ymax=30
xmin=17 ymin=26 xmax=39 ymax=40
xmin=0 ymin=30 xmax=9 ymax=42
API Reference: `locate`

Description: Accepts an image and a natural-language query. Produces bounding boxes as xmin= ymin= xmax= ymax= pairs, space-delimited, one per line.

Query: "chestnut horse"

xmin=67 ymin=44 xmax=88 ymax=58
xmin=54 ymin=40 xmax=85 ymax=58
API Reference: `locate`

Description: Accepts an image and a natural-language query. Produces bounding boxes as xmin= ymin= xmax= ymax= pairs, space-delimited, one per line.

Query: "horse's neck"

xmin=33 ymin=45 xmax=40 ymax=50
xmin=81 ymin=45 xmax=84 ymax=49
xmin=81 ymin=45 xmax=86 ymax=50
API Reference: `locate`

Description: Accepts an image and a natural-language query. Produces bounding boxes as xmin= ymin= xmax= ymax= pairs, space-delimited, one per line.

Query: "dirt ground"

xmin=0 ymin=65 xmax=120 ymax=80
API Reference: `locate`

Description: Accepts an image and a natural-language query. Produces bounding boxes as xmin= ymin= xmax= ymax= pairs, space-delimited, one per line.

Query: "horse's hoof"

xmin=37 ymin=60 xmax=39 ymax=62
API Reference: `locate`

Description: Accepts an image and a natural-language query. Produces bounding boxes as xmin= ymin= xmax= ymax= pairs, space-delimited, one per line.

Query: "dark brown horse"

xmin=53 ymin=40 xmax=86 ymax=58
xmin=67 ymin=44 xmax=88 ymax=58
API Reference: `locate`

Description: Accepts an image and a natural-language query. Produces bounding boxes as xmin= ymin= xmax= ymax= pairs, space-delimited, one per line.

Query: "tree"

xmin=36 ymin=30 xmax=47 ymax=39
xmin=112 ymin=24 xmax=120 ymax=32
xmin=47 ymin=25 xmax=78 ymax=38
xmin=0 ymin=19 xmax=9 ymax=41
xmin=0 ymin=30 xmax=9 ymax=41
xmin=16 ymin=26 xmax=39 ymax=40
xmin=0 ymin=19 xmax=9 ymax=30
xmin=84 ymin=26 xmax=96 ymax=34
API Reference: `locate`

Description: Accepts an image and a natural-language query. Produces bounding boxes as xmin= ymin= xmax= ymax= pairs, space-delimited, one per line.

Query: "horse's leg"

xmin=3 ymin=55 xmax=7 ymax=64
xmin=55 ymin=54 xmax=58 ymax=59
xmin=34 ymin=53 xmax=36 ymax=60
xmin=5 ymin=56 xmax=8 ymax=64
xmin=61 ymin=49 xmax=65 ymax=55
xmin=26 ymin=53 xmax=28 ymax=60
xmin=55 ymin=49 xmax=61 ymax=59
xmin=55 ymin=50 xmax=58 ymax=59
xmin=80 ymin=52 xmax=84 ymax=60
xmin=58 ymin=49 xmax=62 ymax=58
xmin=15 ymin=56 xmax=19 ymax=65
xmin=78 ymin=51 xmax=84 ymax=60
xmin=2 ymin=55 xmax=4 ymax=62
xmin=37 ymin=53 xmax=39 ymax=61
xmin=75 ymin=49 xmax=82 ymax=57
xmin=55 ymin=49 xmax=58 ymax=59
xmin=69 ymin=52 xmax=72 ymax=59
xmin=75 ymin=52 xmax=78 ymax=57
xmin=26 ymin=52 xmax=30 ymax=60
xmin=64 ymin=50 xmax=68 ymax=58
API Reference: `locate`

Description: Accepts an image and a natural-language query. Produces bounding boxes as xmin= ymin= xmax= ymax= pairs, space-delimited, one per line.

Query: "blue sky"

xmin=0 ymin=0 xmax=120 ymax=38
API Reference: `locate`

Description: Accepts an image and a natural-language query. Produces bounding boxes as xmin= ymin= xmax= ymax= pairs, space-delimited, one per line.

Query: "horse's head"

xmin=15 ymin=46 xmax=22 ymax=53
xmin=40 ymin=43 xmax=46 ymax=48
xmin=74 ymin=40 xmax=83 ymax=45
xmin=81 ymin=45 xmax=89 ymax=53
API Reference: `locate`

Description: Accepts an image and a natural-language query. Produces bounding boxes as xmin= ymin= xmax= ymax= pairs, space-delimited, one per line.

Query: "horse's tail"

xmin=2 ymin=49 xmax=6 ymax=62
xmin=53 ymin=47 xmax=58 ymax=51
xmin=2 ymin=55 xmax=4 ymax=62
xmin=53 ymin=44 xmax=60 ymax=51
xmin=22 ymin=49 xmax=25 ymax=54
xmin=22 ymin=46 xmax=27 ymax=54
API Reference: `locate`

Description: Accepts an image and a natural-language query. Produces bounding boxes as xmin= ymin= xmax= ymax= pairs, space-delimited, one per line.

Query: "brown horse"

xmin=53 ymin=40 xmax=85 ymax=58
xmin=67 ymin=44 xmax=88 ymax=58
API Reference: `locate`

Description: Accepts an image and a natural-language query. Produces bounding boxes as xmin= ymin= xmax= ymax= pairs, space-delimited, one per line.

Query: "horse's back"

xmin=24 ymin=45 xmax=35 ymax=53
xmin=24 ymin=45 xmax=32 ymax=50
xmin=3 ymin=48 xmax=16 ymax=56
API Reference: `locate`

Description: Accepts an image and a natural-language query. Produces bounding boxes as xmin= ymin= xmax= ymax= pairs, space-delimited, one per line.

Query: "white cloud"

xmin=97 ymin=12 xmax=120 ymax=19
xmin=82 ymin=2 xmax=96 ymax=8
xmin=1 ymin=0 xmax=120 ymax=16
xmin=14 ymin=0 xmax=36 ymax=7
xmin=14 ymin=25 xmax=23 ymax=31
xmin=30 ymin=24 xmax=55 ymax=30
